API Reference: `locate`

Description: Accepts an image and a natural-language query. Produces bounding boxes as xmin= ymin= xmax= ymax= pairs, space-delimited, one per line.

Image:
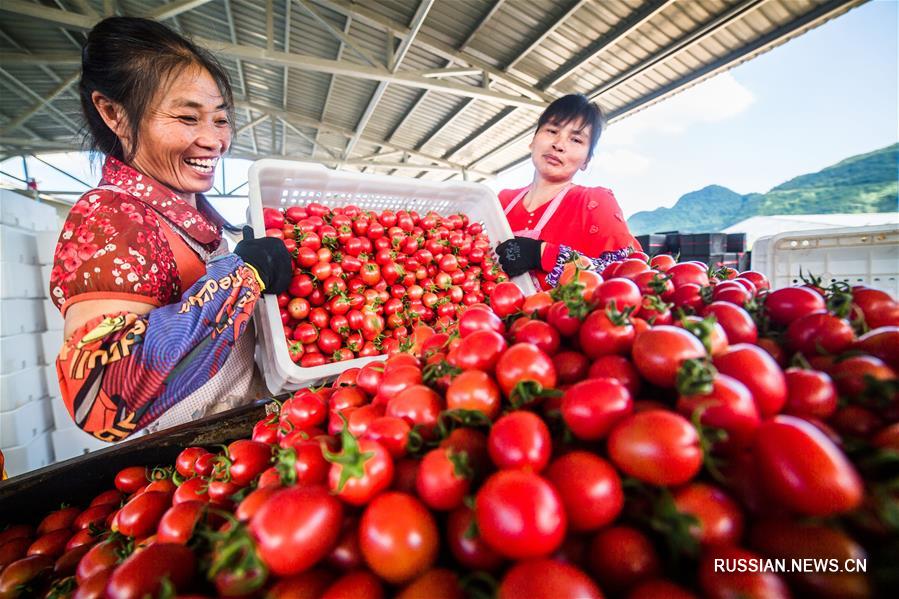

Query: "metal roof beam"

xmin=0 ymin=68 xmax=81 ymax=135
xmin=539 ymin=0 xmax=676 ymax=90
xmin=235 ymin=113 xmax=270 ymax=136
xmin=0 ymin=0 xmax=95 ymax=29
xmin=458 ymin=0 xmax=505 ymax=50
xmin=0 ymin=72 xmax=79 ymax=136
xmin=315 ymin=13 xmax=351 ymax=161
xmin=279 ymin=117 xmax=341 ymax=160
xmin=505 ymin=0 xmax=590 ymax=72
xmin=313 ymin=0 xmax=552 ymax=103
xmin=146 ymin=0 xmax=216 ymax=21
xmin=416 ymin=67 xmax=483 ymax=79
xmin=342 ymin=0 xmax=435 ymax=161
xmin=294 ymin=0 xmax=383 ymax=68
xmin=223 ymin=0 xmax=259 ymax=155
xmin=0 ymin=51 xmax=81 ymax=65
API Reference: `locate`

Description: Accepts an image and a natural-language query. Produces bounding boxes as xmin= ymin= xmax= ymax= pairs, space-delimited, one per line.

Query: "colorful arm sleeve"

xmin=544 ymin=244 xmax=632 ymax=288
xmin=56 ymin=254 xmax=263 ymax=442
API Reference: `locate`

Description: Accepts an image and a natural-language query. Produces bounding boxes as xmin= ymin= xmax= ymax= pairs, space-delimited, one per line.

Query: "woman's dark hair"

xmin=79 ymin=16 xmax=234 ymax=162
xmin=536 ymin=94 xmax=605 ymax=160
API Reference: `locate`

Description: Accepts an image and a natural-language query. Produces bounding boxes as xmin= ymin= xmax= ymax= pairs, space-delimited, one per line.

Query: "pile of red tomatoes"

xmin=263 ymin=205 xmax=509 ymax=367
xmin=1 ymin=251 xmax=897 ymax=599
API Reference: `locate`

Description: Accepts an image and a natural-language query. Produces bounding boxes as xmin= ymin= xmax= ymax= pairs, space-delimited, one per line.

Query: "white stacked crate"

xmin=1 ymin=189 xmax=59 ymax=475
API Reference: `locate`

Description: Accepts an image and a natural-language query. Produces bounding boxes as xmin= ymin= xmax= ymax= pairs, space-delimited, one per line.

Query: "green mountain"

xmin=627 ymin=143 xmax=899 ymax=235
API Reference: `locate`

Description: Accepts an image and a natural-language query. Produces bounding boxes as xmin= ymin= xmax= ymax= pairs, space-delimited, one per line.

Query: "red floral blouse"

xmin=50 ymin=157 xmax=225 ymax=314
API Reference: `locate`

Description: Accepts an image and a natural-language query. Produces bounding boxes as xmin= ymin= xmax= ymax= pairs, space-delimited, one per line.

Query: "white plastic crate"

xmin=1 ymin=396 xmax=52 ymax=447
xmin=0 ymin=262 xmax=44 ymax=299
xmin=52 ymin=426 xmax=110 ymax=463
xmin=36 ymin=230 xmax=60 ymax=265
xmin=0 ymin=298 xmax=45 ymax=335
xmin=41 ymin=364 xmax=60 ymax=399
xmin=50 ymin=395 xmax=73 ymax=431
xmin=248 ymin=159 xmax=535 ymax=393
xmin=0 ymin=333 xmax=43 ymax=375
xmin=2 ymin=431 xmax=53 ymax=477
xmin=41 ymin=329 xmax=63 ymax=365
xmin=752 ymin=224 xmax=899 ymax=295
xmin=43 ymin=298 xmax=64 ymax=331
xmin=0 ymin=189 xmax=59 ymax=231
xmin=0 ymin=225 xmax=39 ymax=264
xmin=0 ymin=366 xmax=49 ymax=411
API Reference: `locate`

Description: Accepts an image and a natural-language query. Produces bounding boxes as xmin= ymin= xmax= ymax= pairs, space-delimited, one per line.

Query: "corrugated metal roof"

xmin=0 ymin=0 xmax=867 ymax=181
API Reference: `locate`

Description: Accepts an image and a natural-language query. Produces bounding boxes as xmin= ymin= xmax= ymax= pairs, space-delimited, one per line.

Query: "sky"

xmin=2 ymin=0 xmax=897 ymax=224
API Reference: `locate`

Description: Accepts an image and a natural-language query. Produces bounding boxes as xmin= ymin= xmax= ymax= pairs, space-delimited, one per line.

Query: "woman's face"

xmin=129 ymin=66 xmax=231 ymax=197
xmin=529 ymin=118 xmax=592 ymax=183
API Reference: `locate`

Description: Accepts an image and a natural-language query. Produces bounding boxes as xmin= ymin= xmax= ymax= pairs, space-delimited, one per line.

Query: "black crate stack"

xmin=634 ymin=230 xmax=750 ymax=271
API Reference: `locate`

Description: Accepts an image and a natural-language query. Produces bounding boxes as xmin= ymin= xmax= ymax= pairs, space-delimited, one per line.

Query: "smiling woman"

xmin=496 ymin=94 xmax=642 ymax=289
xmin=48 ymin=17 xmax=292 ymax=442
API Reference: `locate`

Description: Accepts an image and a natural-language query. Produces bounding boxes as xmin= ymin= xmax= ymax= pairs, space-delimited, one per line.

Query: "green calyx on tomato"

xmin=422 ymin=360 xmax=462 ymax=385
xmin=322 ymin=415 xmax=376 ymax=493
xmin=204 ymin=517 xmax=269 ymax=595
xmin=675 ymin=358 xmax=717 ymax=396
xmin=678 ymin=313 xmax=720 ymax=355
xmin=508 ymin=380 xmax=563 ymax=410
xmin=626 ymin=480 xmax=700 ymax=561
xmin=550 ymin=278 xmax=591 ymax=320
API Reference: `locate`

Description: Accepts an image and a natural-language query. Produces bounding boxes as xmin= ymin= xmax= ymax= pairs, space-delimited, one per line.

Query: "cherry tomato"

xmin=764 ymin=286 xmax=826 ymax=326
xmin=589 ymin=526 xmax=661 ymax=593
xmin=37 ymin=506 xmax=80 ymax=535
xmin=546 ymin=451 xmax=623 ymax=532
xmin=677 ymin=373 xmax=760 ymax=451
xmin=487 ymin=411 xmax=552 ymax=472
xmin=784 ymin=368 xmax=838 ymax=418
xmin=494 ymin=343 xmax=557 ymax=399
xmin=114 ymin=466 xmax=148 ymax=494
xmin=474 ymin=470 xmax=566 ymax=560
xmin=445 ymin=370 xmax=501 ymax=420
xmin=561 ymin=377 xmax=633 ymax=441
xmin=446 ymin=506 xmax=504 ymax=571
xmin=416 ymin=447 xmax=471 ymax=511
xmin=672 ymin=482 xmax=744 ymax=547
xmin=489 ymin=281 xmax=525 ymax=317
xmin=250 ymin=486 xmax=344 ymax=576
xmin=115 ymin=491 xmax=170 ymax=539
xmin=713 ymin=343 xmax=787 ymax=418
xmin=702 ymin=301 xmax=758 ymax=345
xmin=359 ymin=492 xmax=439 ymax=584
xmin=498 ymin=559 xmax=603 ymax=599
xmin=754 ymin=415 xmax=863 ymax=516
xmin=632 ymin=326 xmax=706 ymax=388
xmin=608 ymin=410 xmax=702 ymax=486
xmin=105 ymin=543 xmax=196 ymax=599
xmin=786 ymin=311 xmax=856 ymax=356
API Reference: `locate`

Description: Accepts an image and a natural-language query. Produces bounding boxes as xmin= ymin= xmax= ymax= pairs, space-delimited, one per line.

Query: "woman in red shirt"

xmin=50 ymin=18 xmax=291 ymax=441
xmin=496 ymin=94 xmax=641 ymax=289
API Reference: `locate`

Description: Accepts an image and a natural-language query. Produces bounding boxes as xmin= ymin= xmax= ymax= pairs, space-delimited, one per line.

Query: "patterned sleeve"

xmin=56 ymin=254 xmax=263 ymax=441
xmin=50 ymin=190 xmax=179 ymax=312
xmin=545 ymin=244 xmax=632 ymax=288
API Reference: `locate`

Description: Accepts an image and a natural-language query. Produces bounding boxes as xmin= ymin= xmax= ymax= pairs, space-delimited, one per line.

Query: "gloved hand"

xmin=495 ymin=236 xmax=544 ymax=277
xmin=233 ymin=226 xmax=292 ymax=295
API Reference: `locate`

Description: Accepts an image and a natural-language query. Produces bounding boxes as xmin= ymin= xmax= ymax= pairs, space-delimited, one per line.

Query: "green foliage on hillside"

xmin=627 ymin=143 xmax=898 ymax=235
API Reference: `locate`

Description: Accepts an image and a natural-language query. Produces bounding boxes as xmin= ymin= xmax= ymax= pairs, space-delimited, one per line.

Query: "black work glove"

xmin=233 ymin=226 xmax=292 ymax=295
xmin=495 ymin=236 xmax=544 ymax=277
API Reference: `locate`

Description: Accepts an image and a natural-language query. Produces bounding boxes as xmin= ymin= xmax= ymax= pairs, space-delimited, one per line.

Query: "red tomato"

xmin=172 ymin=476 xmax=210 ymax=505
xmin=702 ymin=301 xmax=758 ymax=345
xmin=786 ymin=311 xmax=856 ymax=356
xmin=754 ymin=415 xmax=863 ymax=516
xmin=385 ymin=385 xmax=443 ymax=438
xmin=36 ymin=506 xmax=80 ymax=535
xmin=445 ymin=370 xmax=501 ymax=420
xmin=416 ymin=447 xmax=471 ymax=511
xmin=457 ymin=307 xmax=505 ymax=337
xmin=594 ymin=277 xmax=642 ymax=311
xmin=474 ymin=470 xmax=566 ymax=560
xmin=676 ymin=374 xmax=760 ymax=451
xmin=853 ymin=326 xmax=899 ymax=370
xmin=561 ymin=377 xmax=633 ymax=441
xmin=115 ymin=491 xmax=170 ymax=539
xmin=326 ymin=429 xmax=394 ymax=506
xmin=447 ymin=329 xmax=508 ymax=373
xmin=668 ymin=262 xmax=710 ymax=288
xmin=546 ymin=451 xmax=623 ymax=532
xmin=589 ymin=526 xmax=660 ymax=593
xmin=26 ymin=529 xmax=70 ymax=558
xmin=359 ymin=492 xmax=439 ymax=584
xmin=0 ymin=555 xmax=54 ymax=598
xmin=490 ymin=281 xmax=525 ymax=317
xmin=587 ymin=354 xmax=642 ymax=397
xmin=0 ymin=538 xmax=30 ymax=570
xmin=156 ymin=501 xmax=205 ymax=545
xmin=828 ymin=354 xmax=896 ymax=398
xmin=374 ymin=365 xmax=422 ymax=405
xmin=765 ymin=286 xmax=826 ymax=326
xmin=320 ymin=570 xmax=384 ymax=599
xmin=175 ymin=447 xmax=210 ymax=478
xmin=608 ymin=410 xmax=703 ymax=486
xmin=250 ymin=486 xmax=344 ymax=576
xmin=76 ymin=538 xmax=127 ymax=584
xmin=852 ymin=286 xmax=899 ymax=328
xmin=553 ymin=350 xmax=590 ymax=385
xmin=446 ymin=506 xmax=504 ymax=571
xmin=579 ymin=307 xmax=636 ymax=358
xmin=105 ymin=543 xmax=196 ymax=599
xmin=713 ymin=343 xmax=787 ymax=417
xmin=218 ymin=440 xmax=272 ymax=487
xmin=672 ymin=483 xmax=744 ymax=547
xmin=698 ymin=546 xmax=790 ymax=599
xmin=783 ymin=368 xmax=838 ymax=418
xmin=494 ymin=343 xmax=557 ymax=400
xmin=498 ymin=559 xmax=603 ymax=599
xmin=487 ymin=411 xmax=552 ymax=472
xmin=114 ymin=466 xmax=148 ymax=494
xmin=632 ymin=326 xmax=706 ymax=388
xmin=514 ymin=319 xmax=561 ymax=356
